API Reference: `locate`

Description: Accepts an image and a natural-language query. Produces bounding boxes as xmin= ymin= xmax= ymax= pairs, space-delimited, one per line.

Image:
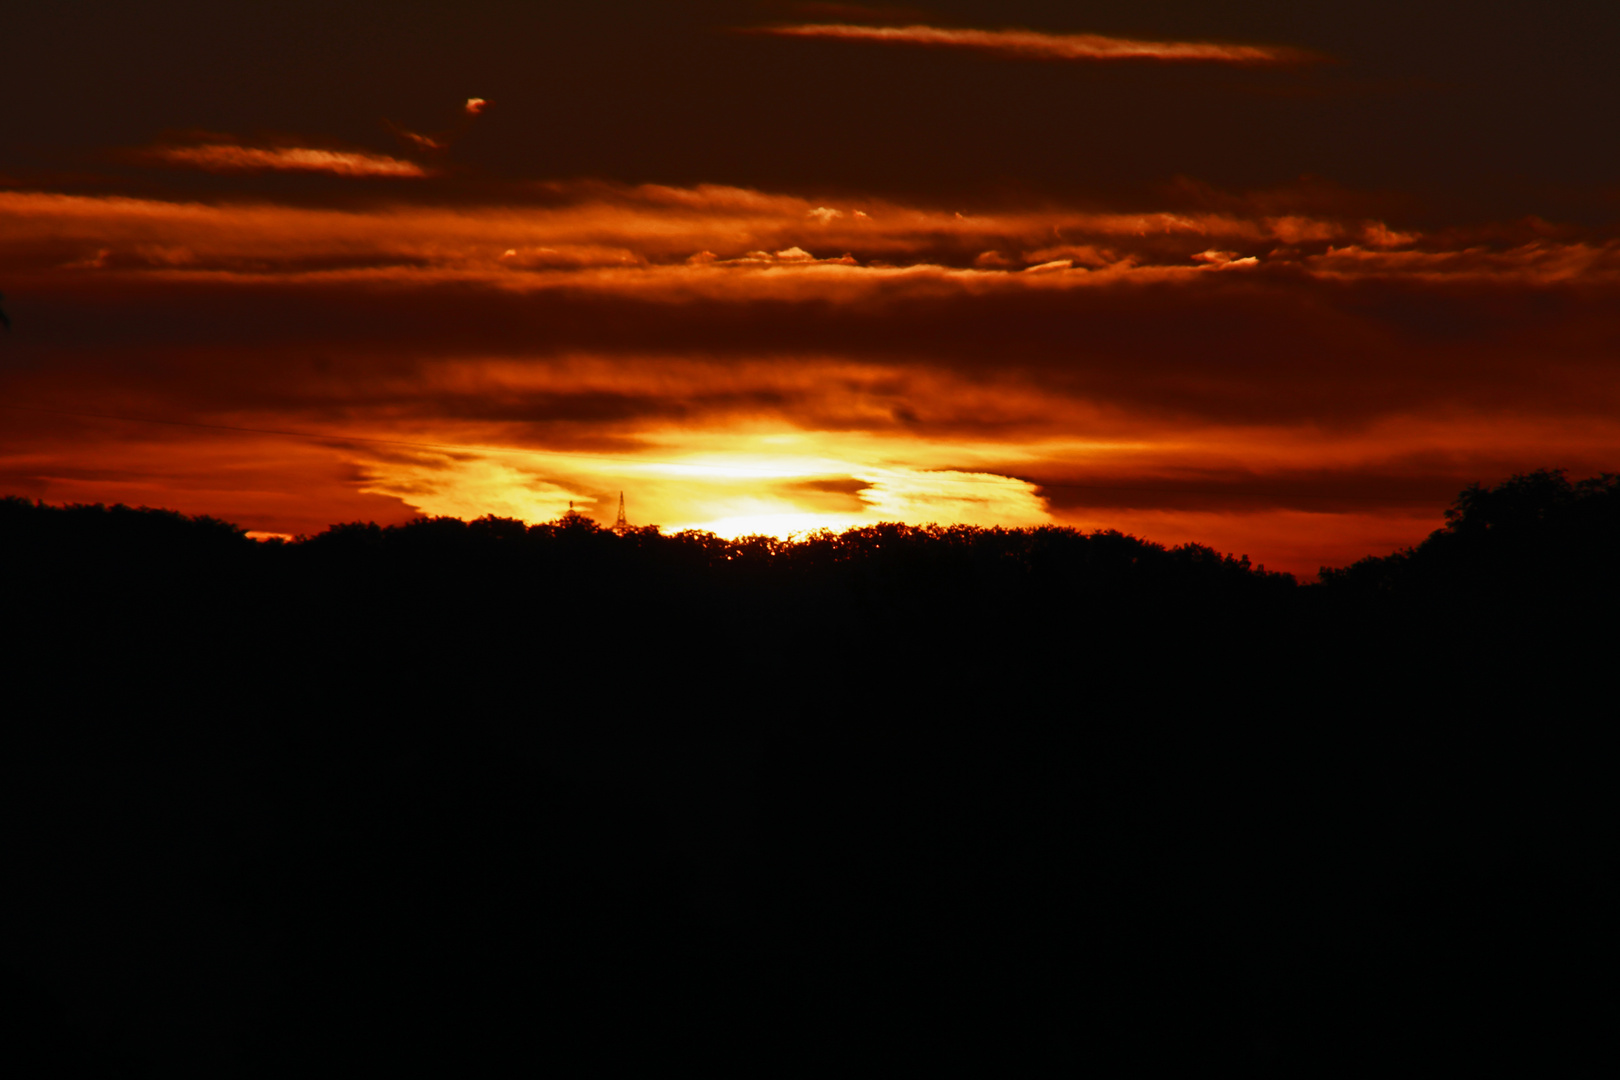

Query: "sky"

xmin=3 ymin=1 xmax=1618 ymax=574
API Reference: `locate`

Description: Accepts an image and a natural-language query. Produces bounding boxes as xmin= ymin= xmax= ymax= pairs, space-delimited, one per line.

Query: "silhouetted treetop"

xmin=0 ymin=496 xmax=253 ymax=562
xmin=10 ymin=473 xmax=1615 ymax=1080
xmin=12 ymin=468 xmax=1619 ymax=619
xmin=1 ymin=498 xmax=1302 ymax=649
xmin=1318 ymin=469 xmax=1620 ymax=601
xmin=1443 ymin=469 xmax=1620 ymax=536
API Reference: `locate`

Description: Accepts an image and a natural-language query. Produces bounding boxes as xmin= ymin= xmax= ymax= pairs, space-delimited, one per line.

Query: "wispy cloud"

xmin=752 ymin=23 xmax=1312 ymax=64
xmin=17 ymin=183 xmax=1588 ymax=290
xmin=386 ymin=123 xmax=447 ymax=152
xmin=13 ymin=183 xmax=1618 ymax=330
xmin=4 ymin=180 xmax=1616 ymax=572
xmin=145 ymin=144 xmax=429 ymax=177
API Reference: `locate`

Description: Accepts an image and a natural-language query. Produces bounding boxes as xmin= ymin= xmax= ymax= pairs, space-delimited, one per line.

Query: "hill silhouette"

xmin=4 ymin=473 xmax=1614 ymax=1074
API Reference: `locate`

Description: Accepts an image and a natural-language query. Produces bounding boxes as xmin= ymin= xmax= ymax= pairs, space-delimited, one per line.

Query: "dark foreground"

xmin=5 ymin=472 xmax=1616 ymax=1074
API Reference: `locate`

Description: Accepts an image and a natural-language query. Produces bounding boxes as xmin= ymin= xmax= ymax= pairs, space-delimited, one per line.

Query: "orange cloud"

xmin=4 ymin=179 xmax=1619 ymax=575
xmin=145 ymin=144 xmax=429 ymax=177
xmin=385 ymin=121 xmax=448 ymax=152
xmin=0 ymin=184 xmax=1515 ymax=288
xmin=753 ymin=23 xmax=1312 ymax=64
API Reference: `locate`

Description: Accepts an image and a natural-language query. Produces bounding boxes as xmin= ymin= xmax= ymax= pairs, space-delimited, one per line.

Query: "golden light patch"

xmin=357 ymin=454 xmax=587 ymax=523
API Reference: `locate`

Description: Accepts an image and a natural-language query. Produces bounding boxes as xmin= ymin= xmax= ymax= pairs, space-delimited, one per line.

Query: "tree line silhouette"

xmin=5 ymin=471 xmax=1614 ymax=1074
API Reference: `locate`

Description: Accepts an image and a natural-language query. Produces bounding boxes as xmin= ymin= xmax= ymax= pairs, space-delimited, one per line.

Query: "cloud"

xmin=752 ymin=23 xmax=1313 ymax=65
xmin=855 ymin=468 xmax=1048 ymax=526
xmin=0 ymin=183 xmax=1492 ymax=283
xmin=384 ymin=121 xmax=447 ymax=153
xmin=145 ymin=144 xmax=429 ymax=177
xmin=465 ymin=98 xmax=488 ymax=115
xmin=5 ymin=179 xmax=1620 ymax=573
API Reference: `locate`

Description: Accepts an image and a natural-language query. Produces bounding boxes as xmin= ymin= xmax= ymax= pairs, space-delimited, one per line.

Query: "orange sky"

xmin=4 ymin=2 xmax=1619 ymax=575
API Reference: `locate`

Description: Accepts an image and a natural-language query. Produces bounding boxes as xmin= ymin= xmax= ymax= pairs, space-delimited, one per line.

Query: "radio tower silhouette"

xmin=613 ymin=491 xmax=629 ymax=534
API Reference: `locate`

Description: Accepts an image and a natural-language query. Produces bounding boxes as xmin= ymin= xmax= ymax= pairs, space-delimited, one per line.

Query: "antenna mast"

xmin=613 ymin=491 xmax=629 ymax=534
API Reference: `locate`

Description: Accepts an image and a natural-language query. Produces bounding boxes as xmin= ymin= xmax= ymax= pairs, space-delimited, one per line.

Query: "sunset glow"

xmin=3 ymin=3 xmax=1618 ymax=575
xmin=11 ymin=9 xmax=1617 ymax=1074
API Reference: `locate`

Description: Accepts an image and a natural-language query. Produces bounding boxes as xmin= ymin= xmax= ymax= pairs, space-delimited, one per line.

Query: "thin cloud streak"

xmin=754 ymin=23 xmax=1311 ymax=64
xmin=145 ymin=144 xmax=430 ymax=177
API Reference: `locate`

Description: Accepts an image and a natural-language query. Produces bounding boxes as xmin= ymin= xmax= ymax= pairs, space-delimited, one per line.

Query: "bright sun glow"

xmin=352 ymin=429 xmax=1056 ymax=538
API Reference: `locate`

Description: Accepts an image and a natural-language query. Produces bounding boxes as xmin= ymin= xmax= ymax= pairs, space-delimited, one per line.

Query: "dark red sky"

xmin=3 ymin=1 xmax=1618 ymax=572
